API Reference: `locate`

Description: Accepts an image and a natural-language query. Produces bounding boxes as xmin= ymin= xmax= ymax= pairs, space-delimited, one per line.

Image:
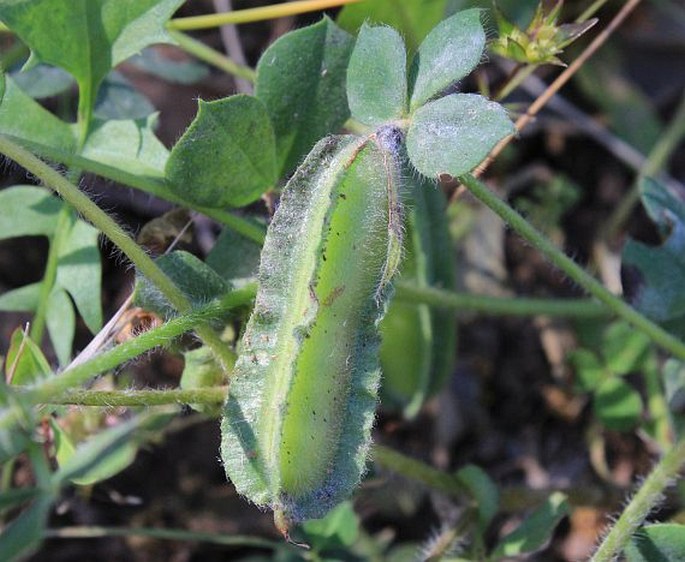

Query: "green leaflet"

xmin=221 ymin=131 xmax=403 ymax=530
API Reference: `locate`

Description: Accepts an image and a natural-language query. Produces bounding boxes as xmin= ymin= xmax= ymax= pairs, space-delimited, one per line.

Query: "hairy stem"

xmin=458 ymin=173 xmax=685 ymax=360
xmin=8 ymin=139 xmax=266 ymax=245
xmin=167 ymin=0 xmax=361 ymax=30
xmin=43 ymin=525 xmax=280 ymax=549
xmin=395 ymin=283 xmax=608 ymax=318
xmin=0 ymin=135 xmax=236 ymax=370
xmin=591 ymin=437 xmax=685 ymax=562
xmin=48 ymin=387 xmax=227 ymax=407
xmin=372 ymin=445 xmax=469 ymax=498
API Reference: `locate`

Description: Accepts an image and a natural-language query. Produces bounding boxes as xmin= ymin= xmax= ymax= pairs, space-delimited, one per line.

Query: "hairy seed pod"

xmin=220 ymin=130 xmax=403 ymax=535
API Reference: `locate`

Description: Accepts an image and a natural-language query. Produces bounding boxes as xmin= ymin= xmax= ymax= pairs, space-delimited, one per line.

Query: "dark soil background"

xmin=1 ymin=0 xmax=685 ymax=560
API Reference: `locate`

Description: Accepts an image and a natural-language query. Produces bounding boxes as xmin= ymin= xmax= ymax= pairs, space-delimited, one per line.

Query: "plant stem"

xmin=0 ymin=135 xmax=236 ymax=371
xmin=395 ymin=283 xmax=608 ymax=318
xmin=167 ymin=0 xmax=361 ymax=30
xmin=12 ymin=138 xmax=267 ymax=245
xmin=576 ymin=0 xmax=611 ymax=23
xmin=372 ymin=445 xmax=469 ymax=498
xmin=458 ymin=173 xmax=685 ymax=360
xmin=23 ymin=285 xmax=256 ymax=406
xmin=602 ymin=89 xmax=685 ymax=240
xmin=590 ymin=436 xmax=685 ymax=562
xmin=43 ymin=525 xmax=281 ymax=549
xmin=29 ymin=205 xmax=71 ymax=344
xmin=168 ymin=29 xmax=256 ymax=83
xmin=495 ymin=64 xmax=539 ymax=102
xmin=48 ymin=387 xmax=227 ymax=407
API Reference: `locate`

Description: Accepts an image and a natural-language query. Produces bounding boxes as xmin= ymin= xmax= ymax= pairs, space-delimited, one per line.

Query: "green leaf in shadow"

xmin=256 ymin=17 xmax=354 ymax=177
xmin=166 ymin=95 xmax=276 ymax=208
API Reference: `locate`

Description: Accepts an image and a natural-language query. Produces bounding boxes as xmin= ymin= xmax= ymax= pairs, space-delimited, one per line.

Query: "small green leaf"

xmin=49 ymin=418 xmax=76 ymax=470
xmin=625 ymin=524 xmax=685 ymax=562
xmin=492 ymin=492 xmax=569 ymax=557
xmin=0 ymin=283 xmax=41 ymax=312
xmin=594 ymin=377 xmax=643 ymax=431
xmin=337 ymin=0 xmax=447 ymax=51
xmin=256 ymin=17 xmax=354 ymax=176
xmin=134 ymin=250 xmax=232 ymax=318
xmin=11 ymin=64 xmax=74 ymax=99
xmin=129 ymin=49 xmax=210 ymax=84
xmin=53 ymin=410 xmax=172 ymax=486
xmin=409 ymin=9 xmax=485 ymax=110
xmin=664 ymin=359 xmax=685 ymax=411
xmin=455 ymin=464 xmax=499 ymax=532
xmin=0 ymin=77 xmax=76 ymax=155
xmin=94 ymin=71 xmax=156 ymax=120
xmin=567 ymin=349 xmax=605 ymax=391
xmin=0 ymin=0 xmax=184 ymax=119
xmin=0 ymin=494 xmax=53 ymax=562
xmin=602 ymin=322 xmax=651 ymax=375
xmin=166 ymin=95 xmax=276 ymax=208
xmin=45 ymin=287 xmax=75 ymax=366
xmin=623 ymin=178 xmax=685 ymax=337
xmin=206 ymin=227 xmax=262 ymax=284
xmin=55 ymin=217 xmax=102 ymax=333
xmin=78 ymin=114 xmax=169 ymax=179
xmin=301 ymin=501 xmax=360 ymax=550
xmin=346 ymin=24 xmax=407 ymax=127
xmin=0 ymin=185 xmax=62 ymax=240
xmin=5 ymin=328 xmax=51 ymax=386
xmin=406 ymin=94 xmax=514 ymax=178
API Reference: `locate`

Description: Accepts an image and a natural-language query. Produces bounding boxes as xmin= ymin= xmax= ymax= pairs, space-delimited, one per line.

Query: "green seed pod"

xmin=220 ymin=129 xmax=403 ymax=535
xmin=380 ymin=178 xmax=456 ymax=418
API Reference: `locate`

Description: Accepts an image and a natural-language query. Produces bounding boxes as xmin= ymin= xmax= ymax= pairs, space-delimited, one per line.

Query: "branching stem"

xmin=458 ymin=173 xmax=685 ymax=360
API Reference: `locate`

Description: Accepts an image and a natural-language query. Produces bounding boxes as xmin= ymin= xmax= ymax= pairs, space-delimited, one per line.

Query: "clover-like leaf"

xmin=165 ymin=95 xmax=276 ymax=208
xmin=625 ymin=524 xmax=685 ymax=562
xmin=256 ymin=17 xmax=354 ymax=176
xmin=409 ymin=9 xmax=485 ymax=110
xmin=594 ymin=377 xmax=643 ymax=431
xmin=347 ymin=23 xmax=407 ymax=127
xmin=492 ymin=492 xmax=569 ymax=557
xmin=406 ymin=94 xmax=514 ymax=178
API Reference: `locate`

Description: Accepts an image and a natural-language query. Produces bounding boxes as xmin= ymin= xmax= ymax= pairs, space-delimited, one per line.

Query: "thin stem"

xmin=9 ymin=135 xmax=267 ymax=244
xmin=167 ymin=0 xmax=361 ymax=30
xmin=0 ymin=135 xmax=235 ymax=370
xmin=495 ymin=64 xmax=539 ymax=102
xmin=169 ymin=29 xmax=256 ymax=83
xmin=29 ymin=205 xmax=71 ymax=344
xmin=395 ymin=283 xmax=608 ymax=318
xmin=23 ymin=285 xmax=256 ymax=406
xmin=48 ymin=386 xmax=227 ymax=407
xmin=602 ymin=88 xmax=685 ymax=240
xmin=476 ymin=0 xmax=642 ymax=177
xmin=458 ymin=173 xmax=685 ymax=360
xmin=212 ymin=0 xmax=253 ymax=94
xmin=43 ymin=525 xmax=281 ymax=549
xmin=576 ymin=0 xmax=611 ymax=23
xmin=591 ymin=437 xmax=685 ymax=562
xmin=372 ymin=445 xmax=469 ymax=499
